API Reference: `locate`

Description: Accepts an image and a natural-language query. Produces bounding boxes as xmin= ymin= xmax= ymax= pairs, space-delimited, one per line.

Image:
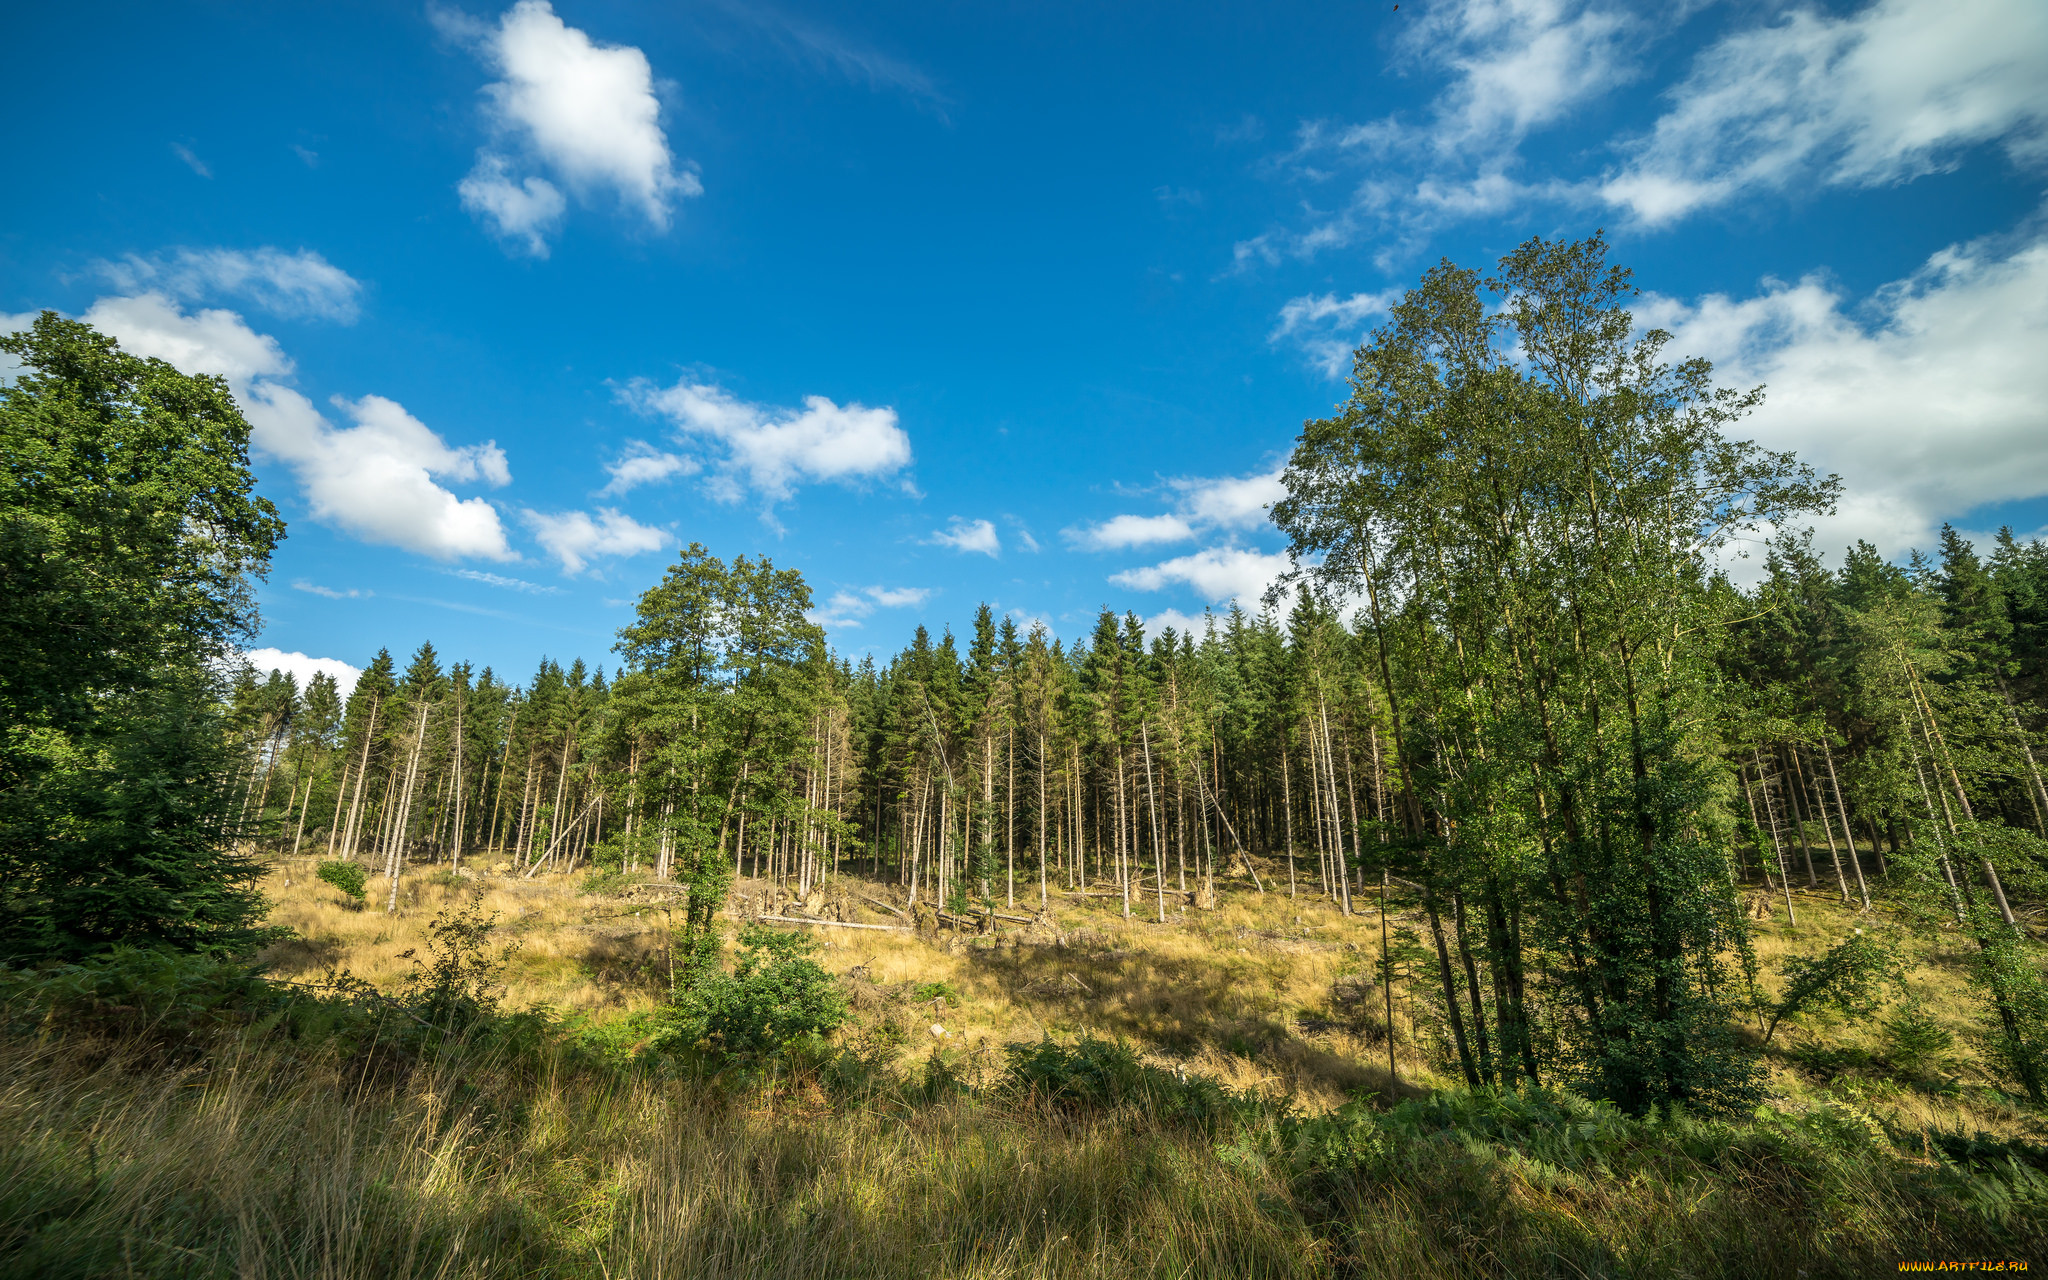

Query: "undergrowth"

xmin=2 ymin=940 xmax=2046 ymax=1278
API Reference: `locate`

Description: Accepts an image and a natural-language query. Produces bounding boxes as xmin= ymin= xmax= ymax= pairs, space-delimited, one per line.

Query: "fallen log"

xmin=755 ymin=915 xmax=910 ymax=933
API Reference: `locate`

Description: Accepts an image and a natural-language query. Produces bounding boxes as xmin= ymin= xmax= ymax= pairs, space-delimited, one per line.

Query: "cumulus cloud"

xmin=807 ymin=583 xmax=929 ymax=629
xmin=1602 ymin=0 xmax=2048 ymax=224
xmin=600 ymin=438 xmax=698 ymax=495
xmin=243 ymin=648 xmax=363 ymax=699
xmin=457 ymin=154 xmax=567 ymax=256
xmin=1641 ymin=218 xmax=2048 ymax=556
xmin=1067 ymin=468 xmax=1285 ymax=551
xmin=623 ymin=377 xmax=913 ymax=503
xmin=1110 ymin=546 xmax=1295 ymax=606
xmin=1170 ymin=470 xmax=1288 ymax=530
xmin=250 ymin=389 xmax=516 ymax=560
xmin=1066 ymin=514 xmax=1196 ymax=552
xmin=96 ymin=247 xmax=363 ymax=322
xmin=81 ymin=292 xmax=291 ymax=384
xmin=928 ymin=517 xmax=1001 ymax=557
xmin=80 ymin=291 xmax=518 ymax=561
xmin=443 ymin=0 xmax=700 ymax=254
xmin=522 ymin=506 xmax=668 ymax=573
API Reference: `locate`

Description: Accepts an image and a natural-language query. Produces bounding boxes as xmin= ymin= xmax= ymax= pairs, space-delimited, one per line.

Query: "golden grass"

xmin=260 ymin=854 xmax=2043 ymax=1136
xmin=261 ymin=856 xmax=1449 ymax=1108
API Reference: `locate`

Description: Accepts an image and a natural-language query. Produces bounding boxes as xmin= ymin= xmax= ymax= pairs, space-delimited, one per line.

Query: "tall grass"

xmin=4 ymin=960 xmax=2046 ymax=1280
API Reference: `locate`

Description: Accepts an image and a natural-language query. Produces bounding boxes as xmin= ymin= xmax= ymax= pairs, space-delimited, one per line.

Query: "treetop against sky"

xmin=5 ymin=0 xmax=2045 ymax=690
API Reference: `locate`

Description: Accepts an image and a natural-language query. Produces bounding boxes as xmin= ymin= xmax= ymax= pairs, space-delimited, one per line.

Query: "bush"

xmin=1882 ymin=1000 xmax=1955 ymax=1078
xmin=397 ymin=892 xmax=509 ymax=1031
xmin=315 ymin=860 xmax=368 ymax=907
xmin=689 ymin=925 xmax=845 ymax=1060
xmin=1003 ymin=1036 xmax=1265 ymax=1134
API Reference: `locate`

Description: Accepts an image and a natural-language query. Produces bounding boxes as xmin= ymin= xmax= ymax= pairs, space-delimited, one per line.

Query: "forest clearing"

xmin=8 ymin=230 xmax=2048 ymax=1277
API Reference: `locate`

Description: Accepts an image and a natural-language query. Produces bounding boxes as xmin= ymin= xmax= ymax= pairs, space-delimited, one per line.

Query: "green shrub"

xmin=314 ymin=860 xmax=368 ymax=906
xmin=1003 ymin=1036 xmax=1265 ymax=1133
xmin=579 ymin=868 xmax=630 ymax=896
xmin=1882 ymin=1000 xmax=1956 ymax=1077
xmin=689 ymin=925 xmax=845 ymax=1060
xmin=911 ymin=980 xmax=957 ymax=1003
xmin=397 ymin=892 xmax=508 ymax=1031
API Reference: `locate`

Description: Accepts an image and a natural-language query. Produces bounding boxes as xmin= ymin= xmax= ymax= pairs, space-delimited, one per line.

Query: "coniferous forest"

xmin=7 ymin=237 xmax=2048 ymax=1277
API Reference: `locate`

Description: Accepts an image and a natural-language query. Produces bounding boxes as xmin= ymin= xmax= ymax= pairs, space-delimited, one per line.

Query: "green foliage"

xmin=396 ymin=892 xmax=509 ymax=1031
xmin=578 ymin=867 xmax=630 ymax=896
xmin=0 ymin=946 xmax=284 ymax=1042
xmin=910 ymin=980 xmax=957 ymax=1003
xmin=1763 ymin=930 xmax=1901 ymax=1044
xmin=1003 ymin=1036 xmax=1266 ymax=1133
xmin=0 ymin=315 xmax=283 ymax=963
xmin=1880 ymin=1000 xmax=1955 ymax=1078
xmin=315 ymin=860 xmax=369 ymax=906
xmin=0 ymin=679 xmax=283 ymax=960
xmin=685 ymin=924 xmax=845 ymax=1060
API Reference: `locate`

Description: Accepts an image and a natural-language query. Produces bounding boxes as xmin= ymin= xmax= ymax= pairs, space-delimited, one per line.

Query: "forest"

xmin=5 ymin=235 xmax=2048 ymax=1277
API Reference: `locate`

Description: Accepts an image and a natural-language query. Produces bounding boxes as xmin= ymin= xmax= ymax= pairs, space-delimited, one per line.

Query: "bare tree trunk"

xmin=385 ymin=699 xmax=433 ymax=913
xmin=1750 ymin=750 xmax=1798 ymax=926
xmin=338 ymin=694 xmax=381 ymax=860
xmin=1821 ymin=740 xmax=1870 ymax=909
xmin=1282 ymin=732 xmax=1298 ymax=898
xmin=1796 ymin=746 xmax=1848 ymax=901
xmin=1141 ymin=722 xmax=1166 ymax=923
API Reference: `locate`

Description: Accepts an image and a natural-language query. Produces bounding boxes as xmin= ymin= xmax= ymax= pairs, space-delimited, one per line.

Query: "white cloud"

xmin=624 ymin=377 xmax=913 ymax=503
xmin=1239 ymin=0 xmax=2047 ymax=265
xmin=458 ymin=153 xmax=567 ymax=256
xmin=52 ymin=292 xmax=519 ymax=563
xmin=600 ymin=438 xmax=698 ymax=495
xmin=1242 ymin=0 xmax=1646 ymax=263
xmin=1140 ymin=608 xmax=1217 ymax=643
xmin=243 ymin=648 xmax=362 ymax=699
xmin=1110 ymin=546 xmax=1295 ymax=606
xmin=96 ymin=247 xmax=363 ymax=322
xmin=809 ymin=584 xmax=929 ymax=628
xmin=1066 ymin=513 xmax=1196 ymax=551
xmin=928 ymin=517 xmax=1001 ymax=557
xmin=451 ymin=568 xmax=561 ymax=593
xmin=446 ymin=0 xmax=700 ymax=253
xmin=81 ymin=292 xmax=291 ymax=384
xmin=809 ymin=590 xmax=874 ymax=629
xmin=522 ymin=506 xmax=669 ymax=574
xmin=1068 ymin=468 xmax=1285 ymax=551
xmin=1643 ymin=219 xmax=2048 ymax=556
xmin=1170 ymin=469 xmax=1287 ymax=530
xmin=1412 ymin=0 xmax=1648 ymax=153
xmin=292 ymin=580 xmax=370 ymax=600
xmin=1271 ymin=289 xmax=1401 ymax=375
xmin=866 ymin=585 xmax=930 ymax=608
xmin=250 ymin=389 xmax=516 ymax=560
xmin=1603 ymin=0 xmax=2048 ymax=225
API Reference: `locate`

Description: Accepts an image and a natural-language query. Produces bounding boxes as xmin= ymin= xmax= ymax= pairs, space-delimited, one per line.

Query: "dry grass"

xmin=260 ymin=854 xmax=2047 ymax=1139
xmin=261 ymin=857 xmax=1448 ymax=1108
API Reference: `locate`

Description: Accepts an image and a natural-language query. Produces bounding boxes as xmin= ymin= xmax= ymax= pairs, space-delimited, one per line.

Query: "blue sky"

xmin=6 ymin=0 xmax=2046 ymax=693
